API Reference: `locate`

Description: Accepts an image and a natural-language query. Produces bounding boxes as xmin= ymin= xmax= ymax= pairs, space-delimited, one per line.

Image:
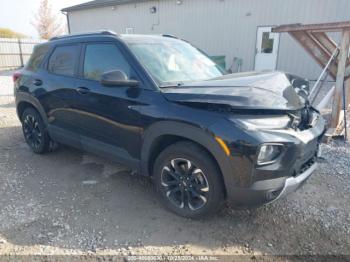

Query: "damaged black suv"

xmin=14 ymin=31 xmax=325 ymax=218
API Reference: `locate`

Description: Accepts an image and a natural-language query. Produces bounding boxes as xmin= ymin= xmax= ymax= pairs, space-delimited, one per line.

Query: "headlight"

xmin=233 ymin=115 xmax=291 ymax=130
xmin=257 ymin=144 xmax=284 ymax=165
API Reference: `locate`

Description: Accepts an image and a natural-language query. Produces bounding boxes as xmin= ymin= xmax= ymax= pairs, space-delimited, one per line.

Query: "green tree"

xmin=0 ymin=28 xmax=26 ymax=38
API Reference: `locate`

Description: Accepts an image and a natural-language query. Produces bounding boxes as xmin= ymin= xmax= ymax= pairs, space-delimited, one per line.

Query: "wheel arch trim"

xmin=16 ymin=92 xmax=49 ymax=126
xmin=141 ymin=121 xmax=235 ymax=192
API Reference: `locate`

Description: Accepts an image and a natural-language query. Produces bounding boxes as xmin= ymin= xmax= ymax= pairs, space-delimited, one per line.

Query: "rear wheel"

xmin=21 ymin=108 xmax=53 ymax=154
xmin=154 ymin=141 xmax=225 ymax=218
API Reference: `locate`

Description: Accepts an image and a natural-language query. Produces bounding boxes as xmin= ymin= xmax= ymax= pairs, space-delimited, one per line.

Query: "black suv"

xmin=14 ymin=31 xmax=325 ymax=218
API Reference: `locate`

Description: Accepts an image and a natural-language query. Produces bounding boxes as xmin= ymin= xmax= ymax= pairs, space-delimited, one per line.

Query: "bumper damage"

xmin=228 ymin=159 xmax=319 ymax=208
xmin=226 ymin=112 xmax=325 ymax=208
xmin=271 ymin=162 xmax=317 ymax=203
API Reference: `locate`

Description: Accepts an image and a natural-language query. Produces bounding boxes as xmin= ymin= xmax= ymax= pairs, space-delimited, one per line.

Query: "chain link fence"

xmin=0 ymin=37 xmax=46 ymax=71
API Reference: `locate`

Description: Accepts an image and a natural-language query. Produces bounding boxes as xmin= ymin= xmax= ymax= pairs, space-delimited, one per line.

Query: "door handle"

xmin=33 ymin=79 xmax=42 ymax=86
xmin=76 ymin=87 xmax=90 ymax=95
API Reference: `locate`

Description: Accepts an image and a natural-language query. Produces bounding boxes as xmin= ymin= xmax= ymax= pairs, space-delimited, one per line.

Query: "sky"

xmin=0 ymin=0 xmax=88 ymax=37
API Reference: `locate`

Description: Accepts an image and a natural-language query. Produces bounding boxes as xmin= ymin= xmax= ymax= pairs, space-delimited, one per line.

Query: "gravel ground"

xmin=0 ymin=72 xmax=349 ymax=259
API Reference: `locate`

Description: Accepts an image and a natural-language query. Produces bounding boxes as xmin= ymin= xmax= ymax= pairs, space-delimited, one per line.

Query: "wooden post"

xmin=345 ymin=78 xmax=350 ymax=141
xmin=330 ymin=30 xmax=350 ymax=128
xmin=346 ymin=78 xmax=350 ymax=110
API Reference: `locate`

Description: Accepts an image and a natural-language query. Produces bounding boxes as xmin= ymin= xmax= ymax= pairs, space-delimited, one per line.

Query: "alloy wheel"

xmin=161 ymin=158 xmax=209 ymax=211
xmin=23 ymin=114 xmax=42 ymax=150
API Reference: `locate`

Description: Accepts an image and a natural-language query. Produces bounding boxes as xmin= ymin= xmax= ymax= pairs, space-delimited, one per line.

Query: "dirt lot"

xmin=0 ymin=71 xmax=349 ymax=259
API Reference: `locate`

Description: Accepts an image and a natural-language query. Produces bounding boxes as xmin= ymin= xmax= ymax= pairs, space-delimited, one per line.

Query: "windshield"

xmin=127 ymin=38 xmax=225 ymax=86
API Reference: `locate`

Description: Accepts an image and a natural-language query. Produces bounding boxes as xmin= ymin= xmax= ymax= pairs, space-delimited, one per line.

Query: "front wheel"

xmin=154 ymin=141 xmax=225 ymax=218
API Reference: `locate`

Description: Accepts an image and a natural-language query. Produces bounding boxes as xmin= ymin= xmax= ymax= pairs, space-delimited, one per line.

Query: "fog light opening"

xmin=266 ymin=189 xmax=281 ymax=201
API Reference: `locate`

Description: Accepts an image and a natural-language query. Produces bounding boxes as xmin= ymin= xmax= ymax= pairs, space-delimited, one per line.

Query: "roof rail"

xmin=162 ymin=34 xmax=190 ymax=44
xmin=162 ymin=34 xmax=178 ymax=39
xmin=50 ymin=31 xmax=117 ymax=41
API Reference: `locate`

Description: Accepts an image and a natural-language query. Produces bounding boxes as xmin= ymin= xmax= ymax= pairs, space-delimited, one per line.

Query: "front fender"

xmin=140 ymin=121 xmax=236 ymax=194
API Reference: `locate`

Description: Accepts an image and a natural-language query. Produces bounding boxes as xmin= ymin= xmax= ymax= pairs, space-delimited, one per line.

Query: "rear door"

xmin=43 ymin=44 xmax=83 ymax=147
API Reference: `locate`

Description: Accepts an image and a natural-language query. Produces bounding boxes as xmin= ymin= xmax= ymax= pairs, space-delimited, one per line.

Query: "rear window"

xmin=48 ymin=45 xmax=80 ymax=77
xmin=26 ymin=44 xmax=49 ymax=71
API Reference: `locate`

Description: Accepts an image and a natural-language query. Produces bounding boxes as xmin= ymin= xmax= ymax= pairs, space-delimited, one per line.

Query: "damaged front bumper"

xmin=273 ymin=161 xmax=318 ymax=203
xmin=228 ymin=159 xmax=319 ymax=208
xmin=223 ymin=112 xmax=326 ymax=208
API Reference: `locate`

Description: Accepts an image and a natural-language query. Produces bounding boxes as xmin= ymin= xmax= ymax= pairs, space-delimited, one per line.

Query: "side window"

xmin=83 ymin=44 xmax=132 ymax=81
xmin=48 ymin=45 xmax=79 ymax=76
xmin=26 ymin=44 xmax=49 ymax=71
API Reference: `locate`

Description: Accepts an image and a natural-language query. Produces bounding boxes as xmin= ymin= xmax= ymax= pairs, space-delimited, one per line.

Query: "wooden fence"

xmin=0 ymin=37 xmax=46 ymax=70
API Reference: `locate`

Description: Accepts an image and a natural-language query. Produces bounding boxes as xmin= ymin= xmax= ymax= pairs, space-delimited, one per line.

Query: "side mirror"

xmin=101 ymin=70 xmax=138 ymax=87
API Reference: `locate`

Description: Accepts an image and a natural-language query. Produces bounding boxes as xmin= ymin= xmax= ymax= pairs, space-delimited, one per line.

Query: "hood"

xmin=162 ymin=71 xmax=306 ymax=111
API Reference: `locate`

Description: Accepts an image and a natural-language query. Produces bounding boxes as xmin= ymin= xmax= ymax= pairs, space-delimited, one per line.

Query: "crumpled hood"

xmin=162 ymin=71 xmax=305 ymax=111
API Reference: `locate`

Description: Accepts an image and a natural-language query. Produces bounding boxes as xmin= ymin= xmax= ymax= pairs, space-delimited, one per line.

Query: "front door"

xmin=254 ymin=26 xmax=280 ymax=71
xmin=73 ymin=42 xmax=143 ymax=166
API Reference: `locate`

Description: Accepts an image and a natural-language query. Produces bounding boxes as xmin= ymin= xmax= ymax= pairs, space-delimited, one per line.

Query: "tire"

xmin=21 ymin=107 xmax=52 ymax=154
xmin=153 ymin=141 xmax=225 ymax=218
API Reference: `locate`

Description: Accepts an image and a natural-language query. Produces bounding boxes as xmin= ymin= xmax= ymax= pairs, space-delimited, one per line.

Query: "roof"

xmin=121 ymin=34 xmax=180 ymax=41
xmin=47 ymin=31 xmax=181 ymax=45
xmin=49 ymin=30 xmax=117 ymax=41
xmin=61 ymin=0 xmax=149 ymax=12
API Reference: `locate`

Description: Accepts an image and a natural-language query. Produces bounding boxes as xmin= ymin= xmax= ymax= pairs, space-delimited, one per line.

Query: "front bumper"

xmin=225 ymin=113 xmax=325 ymax=208
xmin=271 ymin=161 xmax=317 ymax=203
xmin=208 ymin=109 xmax=326 ymax=208
xmin=228 ymin=160 xmax=318 ymax=208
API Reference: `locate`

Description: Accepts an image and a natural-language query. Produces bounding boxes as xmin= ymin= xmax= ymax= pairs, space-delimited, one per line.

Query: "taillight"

xmin=13 ymin=72 xmax=21 ymax=82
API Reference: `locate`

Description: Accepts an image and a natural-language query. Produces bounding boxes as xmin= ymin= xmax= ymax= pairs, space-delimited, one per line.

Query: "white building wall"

xmin=67 ymin=0 xmax=350 ymax=80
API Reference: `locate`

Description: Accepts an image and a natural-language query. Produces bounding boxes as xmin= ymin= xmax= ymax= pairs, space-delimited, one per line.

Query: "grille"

xmin=297 ymin=156 xmax=316 ymax=176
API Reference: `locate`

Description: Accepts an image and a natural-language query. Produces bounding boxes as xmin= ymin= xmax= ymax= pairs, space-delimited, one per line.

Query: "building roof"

xmin=61 ymin=0 xmax=149 ymax=12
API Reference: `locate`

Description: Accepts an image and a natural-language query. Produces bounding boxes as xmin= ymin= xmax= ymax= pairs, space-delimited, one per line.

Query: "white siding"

xmin=68 ymin=0 xmax=350 ymax=80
